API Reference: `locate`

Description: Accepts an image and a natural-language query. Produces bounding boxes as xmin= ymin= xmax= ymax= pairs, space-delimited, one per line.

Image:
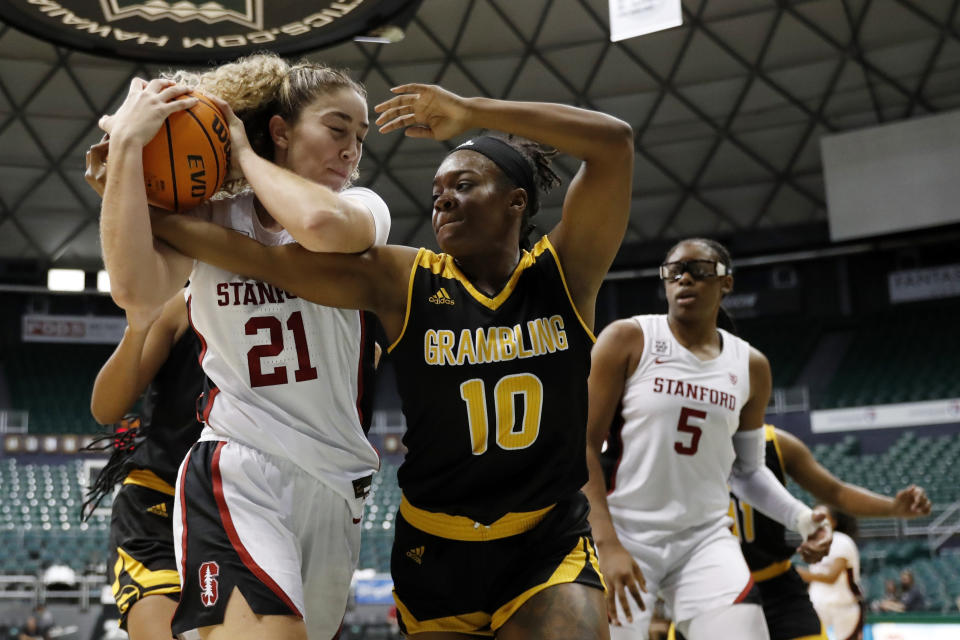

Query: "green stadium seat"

xmin=817 ymin=300 xmax=960 ymax=408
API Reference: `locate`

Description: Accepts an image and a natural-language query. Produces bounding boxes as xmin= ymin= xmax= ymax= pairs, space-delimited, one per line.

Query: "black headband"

xmin=453 ymin=136 xmax=535 ymax=200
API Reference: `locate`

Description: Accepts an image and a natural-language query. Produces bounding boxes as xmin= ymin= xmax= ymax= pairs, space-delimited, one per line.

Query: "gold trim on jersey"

xmin=752 ymin=558 xmax=792 ymax=582
xmin=441 ymin=247 xmax=532 ymax=311
xmin=784 ymin=629 xmax=828 ymax=640
xmin=766 ymin=424 xmax=786 ymax=476
xmin=393 ymin=594 xmax=492 ymax=636
xmin=387 ymin=237 xmax=596 ymax=353
xmin=122 ymin=469 xmax=176 ymax=496
xmin=387 ymin=247 xmax=426 ymax=353
xmin=400 ymin=494 xmax=554 ymax=541
xmin=536 ymin=235 xmax=596 ymax=343
xmin=491 ymin=536 xmax=600 ymax=630
xmin=112 ymin=548 xmax=180 ymax=614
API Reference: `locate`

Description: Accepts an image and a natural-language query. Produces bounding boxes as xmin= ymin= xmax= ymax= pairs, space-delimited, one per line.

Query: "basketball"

xmin=141 ymin=91 xmax=230 ymax=212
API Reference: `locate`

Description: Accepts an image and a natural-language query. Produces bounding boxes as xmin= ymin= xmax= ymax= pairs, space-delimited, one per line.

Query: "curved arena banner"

xmin=0 ymin=0 xmax=422 ymax=63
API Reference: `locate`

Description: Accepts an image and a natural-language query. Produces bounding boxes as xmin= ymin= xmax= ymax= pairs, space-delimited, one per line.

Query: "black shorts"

xmin=107 ymin=472 xmax=181 ymax=630
xmin=172 ymin=441 xmax=305 ymax=637
xmin=757 ymin=566 xmax=826 ymax=640
xmin=391 ymin=491 xmax=605 ymax=636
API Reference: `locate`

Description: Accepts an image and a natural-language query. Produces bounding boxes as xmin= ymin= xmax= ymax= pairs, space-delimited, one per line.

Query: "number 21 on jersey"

xmin=245 ymin=311 xmax=317 ymax=388
xmin=459 ymin=373 xmax=543 ymax=454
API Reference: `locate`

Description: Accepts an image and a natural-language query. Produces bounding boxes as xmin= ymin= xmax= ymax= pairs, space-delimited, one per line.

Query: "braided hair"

xmin=821 ymin=504 xmax=859 ymax=539
xmin=493 ymin=135 xmax=562 ymax=250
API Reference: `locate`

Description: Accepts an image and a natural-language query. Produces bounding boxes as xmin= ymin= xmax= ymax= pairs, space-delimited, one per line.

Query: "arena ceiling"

xmin=0 ymin=0 xmax=958 ymax=271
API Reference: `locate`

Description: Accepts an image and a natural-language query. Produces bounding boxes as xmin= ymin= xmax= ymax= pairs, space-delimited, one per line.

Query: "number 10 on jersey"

xmin=459 ymin=373 xmax=544 ymax=454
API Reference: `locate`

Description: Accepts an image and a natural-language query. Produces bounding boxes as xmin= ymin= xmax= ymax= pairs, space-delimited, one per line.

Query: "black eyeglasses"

xmin=659 ymin=259 xmax=729 ymax=282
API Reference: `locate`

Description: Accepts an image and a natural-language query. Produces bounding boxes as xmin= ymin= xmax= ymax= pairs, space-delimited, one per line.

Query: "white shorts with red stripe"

xmin=609 ymin=520 xmax=755 ymax=639
xmin=172 ymin=439 xmax=363 ymax=639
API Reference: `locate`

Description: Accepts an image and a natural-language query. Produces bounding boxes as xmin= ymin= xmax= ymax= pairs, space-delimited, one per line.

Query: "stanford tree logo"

xmin=199 ymin=561 xmax=220 ymax=607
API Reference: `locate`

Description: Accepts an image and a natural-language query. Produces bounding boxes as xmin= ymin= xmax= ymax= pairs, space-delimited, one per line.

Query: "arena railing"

xmin=767 ymin=386 xmax=810 ymax=414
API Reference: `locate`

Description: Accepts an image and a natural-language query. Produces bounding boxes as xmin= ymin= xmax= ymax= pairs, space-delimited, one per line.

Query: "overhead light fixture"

xmin=97 ymin=270 xmax=111 ymax=293
xmin=354 ymin=25 xmax=405 ymax=43
xmin=354 ymin=0 xmax=423 ymax=43
xmin=47 ymin=268 xmax=85 ymax=292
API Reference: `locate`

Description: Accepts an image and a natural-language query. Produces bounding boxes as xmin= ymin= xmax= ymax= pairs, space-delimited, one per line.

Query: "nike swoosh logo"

xmin=655 ymin=357 xmax=669 ymax=364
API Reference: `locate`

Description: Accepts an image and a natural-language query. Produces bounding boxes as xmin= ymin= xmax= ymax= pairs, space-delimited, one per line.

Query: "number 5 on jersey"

xmin=675 ymin=406 xmax=706 ymax=455
xmin=460 ymin=373 xmax=543 ymax=455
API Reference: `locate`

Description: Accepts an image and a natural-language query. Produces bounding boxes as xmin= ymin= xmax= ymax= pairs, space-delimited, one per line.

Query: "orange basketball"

xmin=142 ymin=91 xmax=230 ymax=212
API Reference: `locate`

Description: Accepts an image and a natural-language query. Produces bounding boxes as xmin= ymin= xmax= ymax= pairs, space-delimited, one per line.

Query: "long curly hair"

xmin=163 ymin=52 xmax=365 ymax=192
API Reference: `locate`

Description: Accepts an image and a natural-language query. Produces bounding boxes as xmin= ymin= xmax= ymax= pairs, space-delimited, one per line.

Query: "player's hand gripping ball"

xmin=141 ymin=91 xmax=230 ymax=212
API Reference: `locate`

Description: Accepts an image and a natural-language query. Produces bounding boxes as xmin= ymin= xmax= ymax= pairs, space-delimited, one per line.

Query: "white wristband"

xmin=795 ymin=508 xmax=830 ymax=539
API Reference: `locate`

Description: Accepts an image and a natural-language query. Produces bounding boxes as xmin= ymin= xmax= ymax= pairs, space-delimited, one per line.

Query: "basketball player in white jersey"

xmin=583 ymin=238 xmax=832 ymax=640
xmin=95 ymin=53 xmax=390 ymax=640
xmin=798 ymin=506 xmax=864 ymax=640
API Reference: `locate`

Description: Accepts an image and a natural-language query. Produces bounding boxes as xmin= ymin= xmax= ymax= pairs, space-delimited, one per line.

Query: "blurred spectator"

xmin=875 ymin=569 xmax=925 ymax=612
xmin=32 ymin=604 xmax=53 ymax=633
xmin=17 ymin=615 xmax=49 ymax=640
xmin=871 ymin=578 xmax=899 ymax=612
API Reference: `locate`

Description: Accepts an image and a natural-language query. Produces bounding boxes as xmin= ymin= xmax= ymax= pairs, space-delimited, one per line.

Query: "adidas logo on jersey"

xmin=428 ymin=288 xmax=455 ymax=305
xmin=406 ymin=546 xmax=425 ymax=564
xmin=146 ymin=503 xmax=169 ymax=518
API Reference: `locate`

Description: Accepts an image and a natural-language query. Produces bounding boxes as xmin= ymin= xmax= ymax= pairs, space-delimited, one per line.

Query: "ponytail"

xmin=718 ymin=305 xmax=738 ymax=335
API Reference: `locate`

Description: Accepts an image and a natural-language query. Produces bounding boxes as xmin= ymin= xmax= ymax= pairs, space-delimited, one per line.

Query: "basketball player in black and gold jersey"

xmin=727 ymin=425 xmax=931 ymax=640
xmin=146 ymin=83 xmax=634 ymax=638
xmin=85 ymin=291 xmax=205 ymax=640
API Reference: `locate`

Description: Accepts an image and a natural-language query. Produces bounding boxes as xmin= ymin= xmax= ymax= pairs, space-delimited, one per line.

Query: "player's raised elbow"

xmin=603 ymin=118 xmax=634 ymax=156
xmin=587 ymin=118 xmax=633 ymax=171
xmin=298 ymin=206 xmax=375 ymax=254
xmin=611 ymin=118 xmax=634 ymax=144
xmin=109 ymin=283 xmax=163 ymax=314
xmin=108 ymin=281 xmax=140 ymax=311
xmin=90 ymin=397 xmax=123 ymax=426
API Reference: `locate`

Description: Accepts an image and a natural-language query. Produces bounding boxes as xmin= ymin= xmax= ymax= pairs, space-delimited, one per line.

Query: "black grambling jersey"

xmin=730 ymin=425 xmax=797 ymax=575
xmin=128 ymin=329 xmax=205 ymax=486
xmin=389 ymin=236 xmax=595 ymax=524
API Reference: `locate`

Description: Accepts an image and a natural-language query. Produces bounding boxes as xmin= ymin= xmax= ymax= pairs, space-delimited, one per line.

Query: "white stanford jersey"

xmin=186 ymin=189 xmax=390 ymax=509
xmin=808 ymin=531 xmax=862 ymax=607
xmin=606 ymin=314 xmax=752 ymax=539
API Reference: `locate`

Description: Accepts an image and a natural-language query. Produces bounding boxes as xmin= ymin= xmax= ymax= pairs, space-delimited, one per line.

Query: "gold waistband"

xmin=752 ymin=559 xmax=792 ymax=582
xmin=122 ymin=469 xmax=176 ymax=496
xmin=399 ymin=494 xmax=553 ymax=541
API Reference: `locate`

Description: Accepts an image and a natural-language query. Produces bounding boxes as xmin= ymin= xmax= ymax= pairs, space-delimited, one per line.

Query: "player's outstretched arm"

xmin=99 ymin=78 xmax=198 ymax=312
xmin=149 ymin=212 xmax=413 ymax=341
xmin=778 ymin=428 xmax=932 ymax=519
xmin=90 ymin=293 xmax=187 ymax=425
xmin=729 ymin=349 xmax=833 ymax=563
xmin=583 ymin=320 xmax=647 ymax=624
xmin=375 ymin=84 xmax=634 ymax=329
